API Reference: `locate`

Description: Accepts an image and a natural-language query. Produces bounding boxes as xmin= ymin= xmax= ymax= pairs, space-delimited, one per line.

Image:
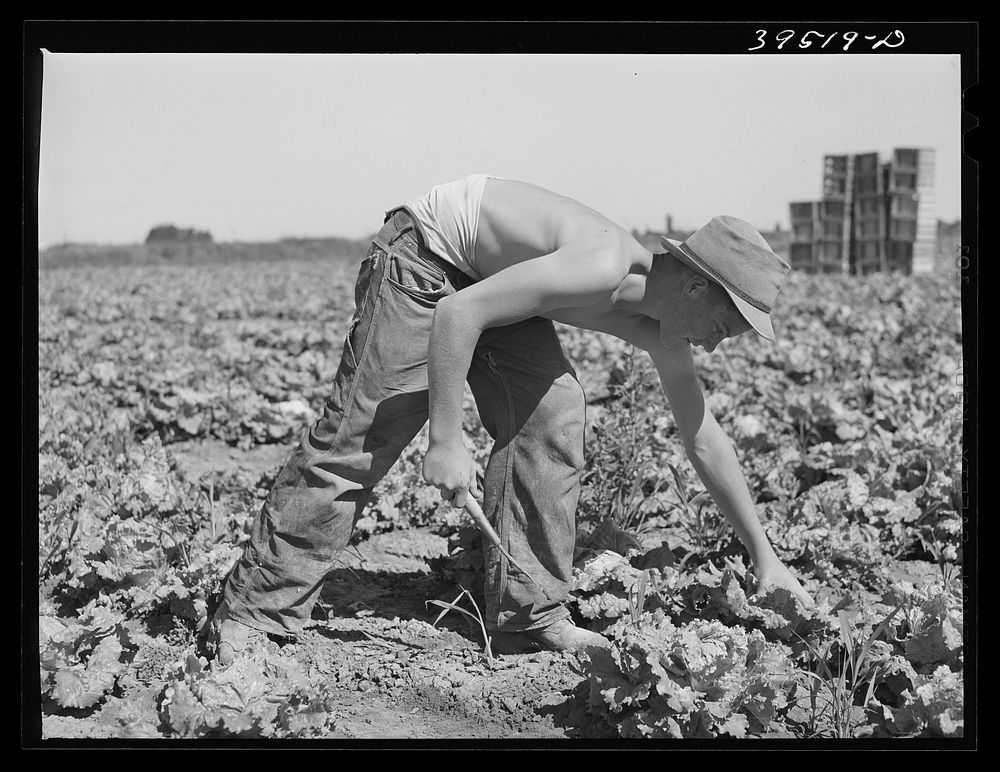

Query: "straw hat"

xmin=660 ymin=216 xmax=791 ymax=341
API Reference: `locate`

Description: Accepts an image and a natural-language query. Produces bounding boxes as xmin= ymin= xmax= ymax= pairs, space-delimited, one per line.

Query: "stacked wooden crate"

xmin=788 ymin=200 xmax=818 ymax=272
xmin=911 ymin=148 xmax=938 ymax=274
xmin=787 ymin=148 xmax=936 ymax=275
xmin=817 ymin=155 xmax=851 ymax=273
xmin=851 ymin=152 xmax=888 ymax=275
xmin=788 ymin=155 xmax=852 ymax=273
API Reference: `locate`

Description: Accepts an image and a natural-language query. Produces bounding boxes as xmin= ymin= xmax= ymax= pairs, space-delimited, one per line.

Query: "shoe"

xmin=212 ymin=616 xmax=268 ymax=666
xmin=490 ymin=618 xmax=611 ymax=655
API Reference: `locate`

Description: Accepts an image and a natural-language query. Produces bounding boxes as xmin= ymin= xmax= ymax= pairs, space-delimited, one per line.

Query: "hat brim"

xmin=660 ymin=237 xmax=777 ymax=342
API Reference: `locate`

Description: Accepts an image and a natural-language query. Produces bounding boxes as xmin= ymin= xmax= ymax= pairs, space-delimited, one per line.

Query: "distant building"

xmin=789 ymin=148 xmax=938 ymax=275
xmin=145 ymin=224 xmax=214 ymax=244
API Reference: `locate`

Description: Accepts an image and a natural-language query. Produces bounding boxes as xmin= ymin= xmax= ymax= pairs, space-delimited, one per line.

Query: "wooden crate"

xmin=789 ymin=242 xmax=816 ymax=272
xmin=789 ymin=201 xmax=818 ymax=223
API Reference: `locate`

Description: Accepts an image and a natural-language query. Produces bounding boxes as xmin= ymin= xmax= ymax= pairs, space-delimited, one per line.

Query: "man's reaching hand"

xmin=750 ymin=559 xmax=815 ymax=609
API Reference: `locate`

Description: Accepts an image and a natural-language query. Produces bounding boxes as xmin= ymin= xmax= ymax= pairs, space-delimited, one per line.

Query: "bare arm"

xmin=423 ymin=244 xmax=627 ymax=505
xmin=582 ymin=314 xmax=814 ymax=606
xmin=647 ymin=342 xmax=780 ymax=568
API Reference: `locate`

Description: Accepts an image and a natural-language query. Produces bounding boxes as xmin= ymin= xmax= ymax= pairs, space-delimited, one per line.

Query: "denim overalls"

xmin=220 ymin=208 xmax=586 ymax=634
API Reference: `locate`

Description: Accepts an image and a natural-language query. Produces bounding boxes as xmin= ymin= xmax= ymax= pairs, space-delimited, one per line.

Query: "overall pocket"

xmin=385 ymin=237 xmax=448 ymax=299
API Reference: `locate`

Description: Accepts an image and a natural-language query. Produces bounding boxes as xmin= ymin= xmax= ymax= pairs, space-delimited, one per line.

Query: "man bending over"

xmin=213 ymin=174 xmax=813 ymax=664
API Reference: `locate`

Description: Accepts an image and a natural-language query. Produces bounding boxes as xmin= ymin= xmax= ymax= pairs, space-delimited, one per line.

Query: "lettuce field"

xmin=35 ymin=252 xmax=969 ymax=741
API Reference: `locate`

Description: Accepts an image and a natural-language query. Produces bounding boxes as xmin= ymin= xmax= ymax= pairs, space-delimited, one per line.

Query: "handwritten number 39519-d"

xmin=748 ymin=29 xmax=905 ymax=52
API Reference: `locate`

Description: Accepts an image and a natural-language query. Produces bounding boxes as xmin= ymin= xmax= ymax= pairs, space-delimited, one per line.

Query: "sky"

xmin=36 ymin=51 xmax=963 ymax=248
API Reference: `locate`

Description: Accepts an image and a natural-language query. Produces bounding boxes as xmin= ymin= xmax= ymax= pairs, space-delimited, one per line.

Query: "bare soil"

xmin=41 ymin=516 xmax=611 ymax=741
